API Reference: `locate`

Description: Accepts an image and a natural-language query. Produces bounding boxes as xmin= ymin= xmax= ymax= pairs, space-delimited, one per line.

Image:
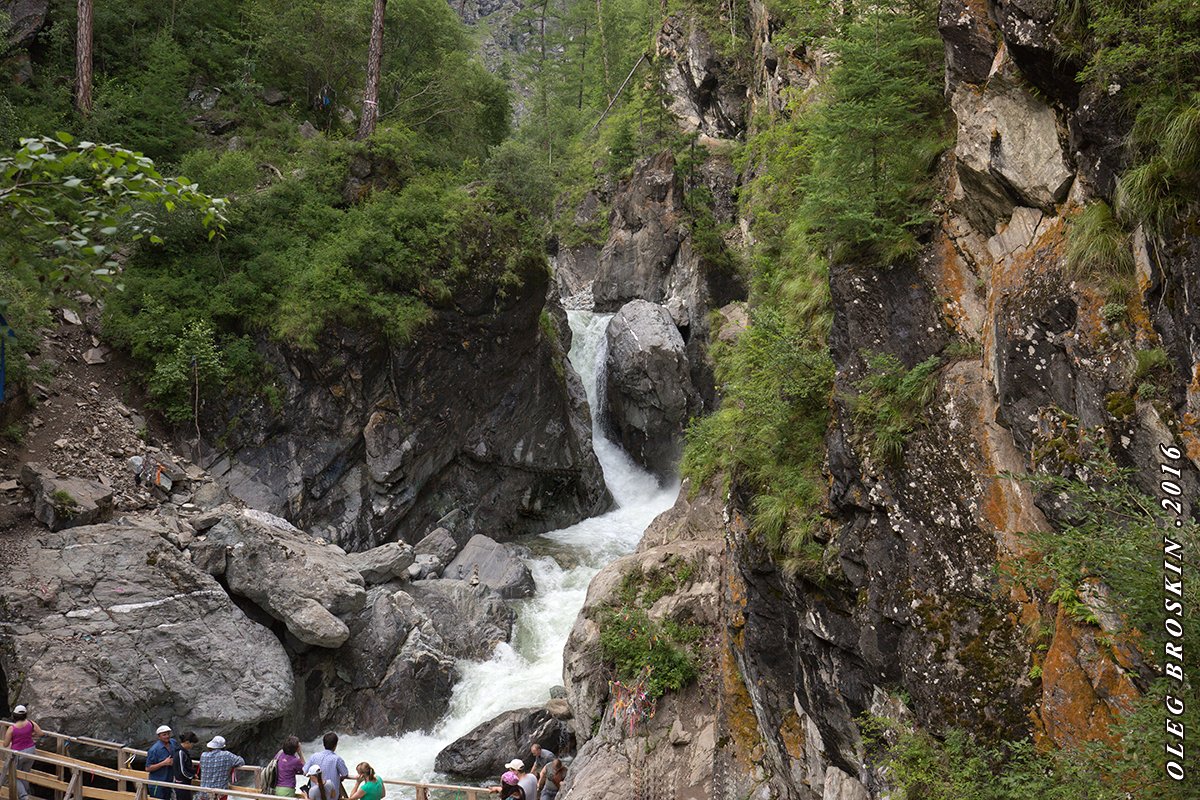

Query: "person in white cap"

xmin=197 ymin=735 xmax=245 ymax=800
xmin=304 ymin=764 xmax=336 ymax=800
xmin=506 ymin=759 xmax=537 ymax=800
xmin=147 ymin=724 xmax=179 ymax=800
xmin=2 ymin=705 xmax=42 ymax=800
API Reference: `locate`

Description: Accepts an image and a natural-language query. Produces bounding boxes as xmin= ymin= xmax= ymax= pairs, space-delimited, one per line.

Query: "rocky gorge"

xmin=1 ymin=0 xmax=1198 ymax=797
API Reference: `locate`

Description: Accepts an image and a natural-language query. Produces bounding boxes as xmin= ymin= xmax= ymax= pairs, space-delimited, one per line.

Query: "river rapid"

xmin=319 ymin=310 xmax=678 ymax=786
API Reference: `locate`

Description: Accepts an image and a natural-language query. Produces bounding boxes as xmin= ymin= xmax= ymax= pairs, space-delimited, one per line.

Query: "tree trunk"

xmin=74 ymin=0 xmax=94 ymax=116
xmin=595 ymin=0 xmax=612 ymax=102
xmin=356 ymin=0 xmax=387 ymax=140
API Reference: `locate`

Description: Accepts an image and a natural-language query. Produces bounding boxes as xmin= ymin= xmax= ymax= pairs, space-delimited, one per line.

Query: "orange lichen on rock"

xmin=721 ymin=632 xmax=767 ymax=767
xmin=1037 ymin=606 xmax=1141 ymax=749
xmin=777 ymin=708 xmax=806 ymax=761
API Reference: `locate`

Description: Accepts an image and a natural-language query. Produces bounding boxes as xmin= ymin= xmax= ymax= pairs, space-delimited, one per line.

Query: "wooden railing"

xmin=0 ymin=724 xmax=492 ymax=800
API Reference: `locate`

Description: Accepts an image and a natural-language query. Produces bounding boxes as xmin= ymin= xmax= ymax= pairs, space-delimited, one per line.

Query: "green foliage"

xmin=597 ymin=606 xmax=702 ymax=700
xmin=850 ymin=353 xmax=941 ymax=465
xmin=49 ymin=489 xmax=79 ymax=511
xmin=1132 ymin=347 xmax=1170 ymax=381
xmin=798 ymin=0 xmax=945 ymax=263
xmin=0 ymin=134 xmax=226 ymax=307
xmin=683 ymin=305 xmax=833 ymax=567
xmin=1064 ymin=0 xmax=1200 ymax=228
xmin=90 ymin=32 xmax=194 ymax=161
xmin=103 ymin=137 xmax=547 ymax=416
xmin=145 ymin=320 xmax=229 ymax=422
xmin=864 ymin=720 xmax=1116 ymax=800
xmin=1064 ymin=201 xmax=1133 ymax=278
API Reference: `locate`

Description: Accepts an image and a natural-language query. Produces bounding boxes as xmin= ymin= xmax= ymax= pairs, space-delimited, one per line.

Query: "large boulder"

xmin=434 ymin=704 xmax=574 ymax=779
xmin=405 ymin=578 xmax=516 ymax=659
xmin=950 ymin=53 xmax=1072 ymax=230
xmin=189 ymin=508 xmax=366 ymax=647
xmin=299 ymin=584 xmax=457 ymax=735
xmin=602 ymin=301 xmax=699 ymax=476
xmin=443 ymin=534 xmax=535 ymax=600
xmin=347 ymin=542 xmax=415 ymax=585
xmin=0 ymin=522 xmax=293 ymax=748
xmin=19 ymin=463 xmax=113 ymax=531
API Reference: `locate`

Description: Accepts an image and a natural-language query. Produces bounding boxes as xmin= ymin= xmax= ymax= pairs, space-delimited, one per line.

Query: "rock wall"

xmin=561 ymin=0 xmax=1200 ymax=797
xmin=201 ymin=264 xmax=610 ymax=555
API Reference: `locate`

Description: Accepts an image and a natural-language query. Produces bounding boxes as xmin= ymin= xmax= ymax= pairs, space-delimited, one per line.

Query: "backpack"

xmin=259 ymin=754 xmax=280 ymax=793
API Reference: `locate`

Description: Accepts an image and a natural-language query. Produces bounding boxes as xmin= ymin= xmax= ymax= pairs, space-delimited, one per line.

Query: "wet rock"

xmin=19 ymin=463 xmax=113 ymax=531
xmin=434 ymin=705 xmax=575 ymax=779
xmin=443 ymin=534 xmax=535 ymax=600
xmin=603 ymin=300 xmax=699 ymax=476
xmin=593 ymin=152 xmax=686 ymax=311
xmin=202 ymin=263 xmax=609 ymax=553
xmin=303 ymin=584 xmax=457 ymax=735
xmin=405 ymin=578 xmax=515 ymax=658
xmin=938 ymin=0 xmax=999 ymax=86
xmin=187 ymin=508 xmax=365 ymax=647
xmin=0 ymin=522 xmax=293 ymax=749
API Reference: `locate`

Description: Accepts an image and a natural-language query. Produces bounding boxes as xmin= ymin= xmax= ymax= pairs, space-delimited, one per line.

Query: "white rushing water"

xmin=324 ymin=310 xmax=679 ymax=785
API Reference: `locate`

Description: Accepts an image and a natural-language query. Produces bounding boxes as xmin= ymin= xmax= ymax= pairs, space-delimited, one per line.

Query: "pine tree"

xmin=74 ymin=0 xmax=94 ymax=115
xmin=357 ymin=0 xmax=387 ymax=139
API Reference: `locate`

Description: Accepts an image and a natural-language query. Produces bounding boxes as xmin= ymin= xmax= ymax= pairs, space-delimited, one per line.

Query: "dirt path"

xmin=0 ymin=300 xmax=191 ymax=563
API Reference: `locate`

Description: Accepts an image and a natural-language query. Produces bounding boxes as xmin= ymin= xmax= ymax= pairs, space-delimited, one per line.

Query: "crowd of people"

xmin=4 ymin=707 xmax=566 ymax=800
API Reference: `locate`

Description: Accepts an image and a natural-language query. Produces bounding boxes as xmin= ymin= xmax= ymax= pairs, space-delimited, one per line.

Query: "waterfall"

xmin=323 ymin=310 xmax=678 ymax=783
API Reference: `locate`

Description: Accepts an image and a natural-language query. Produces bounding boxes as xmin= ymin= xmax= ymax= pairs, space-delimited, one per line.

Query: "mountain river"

xmin=317 ymin=309 xmax=679 ymax=786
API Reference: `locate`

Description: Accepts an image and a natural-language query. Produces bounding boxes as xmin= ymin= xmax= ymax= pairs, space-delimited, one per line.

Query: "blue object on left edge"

xmin=0 ymin=312 xmax=16 ymax=404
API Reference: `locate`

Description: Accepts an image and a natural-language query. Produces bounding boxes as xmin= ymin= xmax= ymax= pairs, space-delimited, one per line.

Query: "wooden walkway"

xmin=0 ymin=723 xmax=492 ymax=800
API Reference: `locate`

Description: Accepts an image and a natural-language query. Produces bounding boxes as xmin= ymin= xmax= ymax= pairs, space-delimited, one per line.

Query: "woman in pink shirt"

xmin=273 ymin=736 xmax=306 ymax=797
xmin=3 ymin=705 xmax=43 ymax=800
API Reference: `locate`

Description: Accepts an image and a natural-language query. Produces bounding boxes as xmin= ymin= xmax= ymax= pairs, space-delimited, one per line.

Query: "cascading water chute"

xmin=324 ymin=309 xmax=678 ymax=783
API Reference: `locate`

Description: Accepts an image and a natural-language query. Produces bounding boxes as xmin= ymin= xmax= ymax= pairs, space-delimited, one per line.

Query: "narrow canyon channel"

xmin=324 ymin=309 xmax=679 ymax=785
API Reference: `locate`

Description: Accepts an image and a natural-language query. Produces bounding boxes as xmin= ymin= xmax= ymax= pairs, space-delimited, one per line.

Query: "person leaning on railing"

xmin=1 ymin=705 xmax=42 ymax=800
xmin=197 ymin=736 xmax=245 ymax=800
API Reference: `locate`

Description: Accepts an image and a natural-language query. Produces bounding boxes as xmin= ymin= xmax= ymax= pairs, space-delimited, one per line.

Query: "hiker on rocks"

xmin=487 ymin=769 xmax=521 ymax=799
xmin=197 ymin=735 xmax=245 ymax=800
xmin=173 ymin=732 xmax=199 ymax=800
xmin=302 ymin=733 xmax=348 ymax=799
xmin=537 ymin=759 xmax=566 ymax=800
xmin=303 ymin=766 xmax=336 ymax=800
xmin=146 ymin=724 xmax=179 ymax=800
xmin=528 ymin=743 xmax=555 ymax=773
xmin=2 ymin=704 xmax=42 ymax=800
xmin=505 ymin=760 xmax=537 ymax=800
xmin=346 ymin=762 xmax=384 ymax=800
xmin=271 ymin=736 xmax=305 ymax=797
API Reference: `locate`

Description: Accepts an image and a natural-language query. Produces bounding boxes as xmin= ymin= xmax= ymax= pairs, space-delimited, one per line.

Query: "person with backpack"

xmin=268 ymin=737 xmax=305 ymax=797
xmin=173 ymin=732 xmax=199 ymax=800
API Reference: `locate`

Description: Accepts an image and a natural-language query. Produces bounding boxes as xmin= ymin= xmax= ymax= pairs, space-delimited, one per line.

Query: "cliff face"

xmin=200 ymin=262 xmax=611 ymax=554
xmin=562 ymin=0 xmax=1197 ymax=796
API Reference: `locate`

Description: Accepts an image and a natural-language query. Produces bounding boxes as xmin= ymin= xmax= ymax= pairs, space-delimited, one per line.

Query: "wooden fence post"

xmin=66 ymin=769 xmax=82 ymax=800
